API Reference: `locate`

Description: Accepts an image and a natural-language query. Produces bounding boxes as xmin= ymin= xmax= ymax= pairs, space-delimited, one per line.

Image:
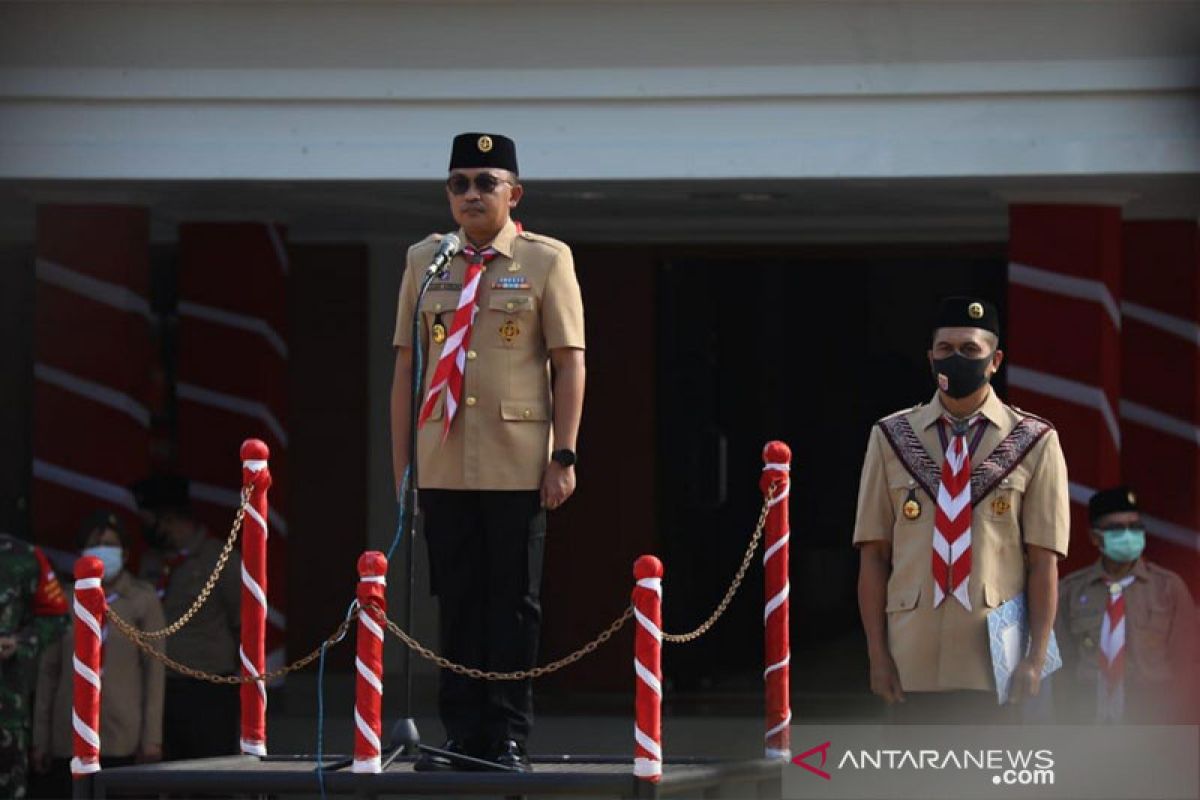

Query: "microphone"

xmin=424 ymin=233 xmax=461 ymax=276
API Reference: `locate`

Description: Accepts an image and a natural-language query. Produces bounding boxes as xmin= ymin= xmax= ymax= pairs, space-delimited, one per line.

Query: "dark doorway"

xmin=655 ymin=244 xmax=1007 ymax=701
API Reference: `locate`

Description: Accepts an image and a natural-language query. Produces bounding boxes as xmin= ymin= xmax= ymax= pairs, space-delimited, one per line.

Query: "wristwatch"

xmin=551 ymin=449 xmax=577 ymax=468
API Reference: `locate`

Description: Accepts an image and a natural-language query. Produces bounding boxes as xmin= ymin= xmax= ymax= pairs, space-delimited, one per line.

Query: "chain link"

xmin=662 ymin=483 xmax=776 ymax=643
xmin=378 ymin=604 xmax=634 ymax=681
xmin=93 ymin=478 xmax=780 ymax=685
xmin=134 ymin=485 xmax=251 ymax=640
xmin=106 ymin=606 xmax=354 ymax=684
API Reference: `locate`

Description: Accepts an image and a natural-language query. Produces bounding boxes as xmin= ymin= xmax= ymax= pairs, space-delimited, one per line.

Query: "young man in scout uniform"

xmin=853 ymin=297 xmax=1070 ymax=722
xmin=390 ymin=132 xmax=585 ymax=771
xmin=1054 ymin=487 xmax=1197 ymax=723
xmin=133 ymin=475 xmax=241 ymax=759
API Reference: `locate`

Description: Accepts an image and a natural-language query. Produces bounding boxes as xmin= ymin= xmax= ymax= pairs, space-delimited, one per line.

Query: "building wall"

xmin=1 ymin=1 xmax=1198 ymax=182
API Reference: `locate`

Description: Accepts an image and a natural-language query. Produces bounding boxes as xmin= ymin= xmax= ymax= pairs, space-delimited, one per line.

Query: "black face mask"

xmin=931 ymin=353 xmax=992 ymax=399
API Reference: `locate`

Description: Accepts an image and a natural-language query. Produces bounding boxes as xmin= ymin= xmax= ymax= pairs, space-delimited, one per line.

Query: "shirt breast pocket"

xmin=984 ymin=471 xmax=1026 ymax=524
xmin=887 ymin=474 xmax=926 ymax=528
xmin=486 ymin=293 xmax=537 ymax=349
xmin=420 ymin=293 xmax=460 ymax=352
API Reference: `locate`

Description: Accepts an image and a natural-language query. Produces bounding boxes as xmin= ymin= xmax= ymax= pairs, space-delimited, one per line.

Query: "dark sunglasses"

xmin=446 ymin=173 xmax=514 ymax=195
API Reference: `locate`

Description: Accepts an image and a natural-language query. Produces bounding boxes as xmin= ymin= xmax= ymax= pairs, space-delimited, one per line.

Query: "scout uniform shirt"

xmin=141 ymin=537 xmax=241 ymax=677
xmin=393 ymin=219 xmax=585 ymax=491
xmin=1055 ymin=559 xmax=1197 ymax=722
xmin=852 ymin=389 xmax=1070 ymax=692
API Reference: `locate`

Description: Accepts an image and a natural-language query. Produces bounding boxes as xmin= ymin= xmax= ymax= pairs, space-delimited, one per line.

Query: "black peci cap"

xmin=76 ymin=509 xmax=129 ymax=550
xmin=449 ymin=132 xmax=519 ymax=175
xmin=934 ymin=296 xmax=1000 ymax=338
xmin=1089 ymin=486 xmax=1139 ymax=525
xmin=131 ymin=475 xmax=191 ymax=514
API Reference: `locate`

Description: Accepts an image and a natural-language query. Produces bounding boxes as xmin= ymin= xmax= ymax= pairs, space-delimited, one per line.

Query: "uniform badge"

xmin=991 ymin=496 xmax=1010 ymax=516
xmin=499 ymin=319 xmax=520 ymax=343
xmin=902 ymin=488 xmax=921 ymax=520
xmin=508 ymin=262 xmax=522 ymax=272
xmin=968 ymin=302 xmax=984 ymax=319
xmin=477 ymin=135 xmax=493 ymax=153
xmin=432 ymin=322 xmax=447 ymax=345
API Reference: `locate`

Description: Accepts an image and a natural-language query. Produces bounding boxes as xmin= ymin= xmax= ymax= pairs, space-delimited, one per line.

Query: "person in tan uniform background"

xmin=390 ymin=132 xmax=585 ymax=771
xmin=31 ymin=512 xmax=165 ymax=798
xmin=133 ymin=476 xmax=240 ymax=760
xmin=1054 ymin=487 xmax=1197 ymax=723
xmin=854 ymin=297 xmax=1070 ymax=722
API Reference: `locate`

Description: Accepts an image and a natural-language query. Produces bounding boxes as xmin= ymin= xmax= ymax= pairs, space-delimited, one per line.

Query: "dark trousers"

xmin=163 ymin=677 xmax=238 ymax=760
xmin=421 ymin=490 xmax=546 ymax=747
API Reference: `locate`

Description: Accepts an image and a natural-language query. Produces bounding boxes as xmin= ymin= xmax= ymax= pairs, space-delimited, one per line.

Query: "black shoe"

xmin=488 ymin=739 xmax=532 ymax=772
xmin=413 ymin=740 xmax=471 ymax=772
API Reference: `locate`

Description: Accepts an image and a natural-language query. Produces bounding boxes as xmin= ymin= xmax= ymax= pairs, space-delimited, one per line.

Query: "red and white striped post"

xmin=761 ymin=441 xmax=792 ymax=760
xmin=633 ymin=555 xmax=664 ymax=783
xmin=239 ymin=439 xmax=271 ymax=756
xmin=71 ymin=556 xmax=106 ymax=778
xmin=353 ymin=551 xmax=388 ymax=773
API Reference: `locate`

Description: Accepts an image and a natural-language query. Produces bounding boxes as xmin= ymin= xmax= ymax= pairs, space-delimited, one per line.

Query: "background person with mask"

xmin=853 ymin=296 xmax=1070 ymax=722
xmin=1054 ymin=487 xmax=1198 ymax=723
xmin=30 ymin=512 xmax=165 ymax=798
xmin=132 ymin=475 xmax=241 ymax=759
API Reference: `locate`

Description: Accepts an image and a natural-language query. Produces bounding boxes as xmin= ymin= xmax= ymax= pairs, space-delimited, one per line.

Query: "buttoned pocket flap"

xmin=489 ymin=294 xmax=534 ymax=313
xmin=886 ymin=585 xmax=920 ymax=613
xmin=996 ymin=471 xmax=1028 ymax=493
xmin=422 ymin=293 xmax=460 ymax=314
xmin=500 ymin=400 xmax=549 ymax=422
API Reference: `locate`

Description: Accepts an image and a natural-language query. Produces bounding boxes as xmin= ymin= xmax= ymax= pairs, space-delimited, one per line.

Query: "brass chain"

xmin=662 ymin=483 xmax=776 ymax=643
xmin=135 ymin=485 xmax=251 ymax=640
xmin=106 ymin=607 xmax=354 ymax=684
xmin=378 ymin=603 xmax=634 ymax=681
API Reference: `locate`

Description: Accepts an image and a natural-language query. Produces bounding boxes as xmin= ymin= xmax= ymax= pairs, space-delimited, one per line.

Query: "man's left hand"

xmin=541 ymin=462 xmax=576 ymax=510
xmin=0 ymin=636 xmax=16 ymax=661
xmin=1008 ymin=655 xmax=1043 ymax=704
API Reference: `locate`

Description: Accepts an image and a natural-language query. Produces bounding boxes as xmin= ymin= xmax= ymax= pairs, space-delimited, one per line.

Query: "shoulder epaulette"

xmin=1011 ymin=405 xmax=1056 ymax=429
xmin=516 ymin=230 xmax=569 ymax=253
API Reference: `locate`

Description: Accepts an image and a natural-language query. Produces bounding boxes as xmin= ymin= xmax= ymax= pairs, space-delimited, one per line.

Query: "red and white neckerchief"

xmin=1097 ymin=574 xmax=1137 ymax=722
xmin=417 ymin=245 xmax=498 ymax=439
xmin=932 ymin=414 xmax=986 ymax=610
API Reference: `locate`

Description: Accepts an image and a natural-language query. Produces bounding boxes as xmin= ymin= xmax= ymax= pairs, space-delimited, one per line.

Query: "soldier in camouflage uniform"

xmin=0 ymin=533 xmax=68 ymax=799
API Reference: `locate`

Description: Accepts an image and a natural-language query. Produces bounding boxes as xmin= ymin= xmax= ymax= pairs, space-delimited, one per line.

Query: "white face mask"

xmin=81 ymin=545 xmax=124 ymax=581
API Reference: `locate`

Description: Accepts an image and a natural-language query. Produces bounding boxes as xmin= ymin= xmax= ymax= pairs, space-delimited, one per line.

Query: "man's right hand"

xmin=868 ymin=651 xmax=906 ymax=705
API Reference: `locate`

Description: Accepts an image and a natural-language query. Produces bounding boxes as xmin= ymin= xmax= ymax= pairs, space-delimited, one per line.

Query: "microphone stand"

xmin=386 ymin=258 xmax=513 ymax=773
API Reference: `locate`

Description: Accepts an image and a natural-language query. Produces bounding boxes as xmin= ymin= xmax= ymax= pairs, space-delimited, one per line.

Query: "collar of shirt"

xmin=1078 ymin=558 xmax=1151 ymax=588
xmin=456 ymin=218 xmax=518 ymax=260
xmin=911 ymin=387 xmax=1008 ymax=434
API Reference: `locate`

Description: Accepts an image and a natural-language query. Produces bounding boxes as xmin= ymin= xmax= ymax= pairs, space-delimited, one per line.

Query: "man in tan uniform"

xmin=390 ymin=132 xmax=585 ymax=771
xmin=854 ymin=297 xmax=1070 ymax=722
xmin=1055 ymin=487 xmax=1197 ymax=723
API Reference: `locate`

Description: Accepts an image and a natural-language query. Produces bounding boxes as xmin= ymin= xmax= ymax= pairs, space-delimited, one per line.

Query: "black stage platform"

xmin=74 ymin=754 xmax=783 ymax=799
